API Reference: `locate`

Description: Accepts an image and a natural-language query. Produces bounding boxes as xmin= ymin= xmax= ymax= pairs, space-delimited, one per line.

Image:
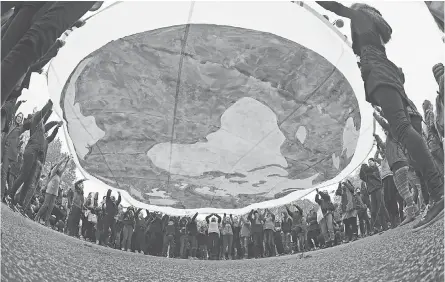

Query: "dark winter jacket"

xmin=286 ymin=205 xmax=304 ymax=229
xmin=281 ymin=217 xmax=292 ymax=233
xmin=360 ymin=164 xmax=382 ymax=194
xmin=149 ymin=216 xmax=163 ymax=234
xmin=25 ymin=100 xmax=53 ymax=153
xmin=186 ymin=213 xmax=198 ymax=236
xmin=247 ymin=210 xmax=264 ymax=234
xmin=122 ymin=209 xmax=135 ymax=227
xmin=105 ymin=189 xmax=121 ymax=218
xmin=315 ymin=191 xmax=335 ymax=216
xmin=306 ymin=211 xmax=319 ymax=232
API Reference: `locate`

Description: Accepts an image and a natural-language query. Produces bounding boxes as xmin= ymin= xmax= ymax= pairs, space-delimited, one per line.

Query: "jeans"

xmin=121 ymin=225 xmax=133 ymax=251
xmin=251 ymin=232 xmax=262 ymax=258
xmin=357 ymin=209 xmax=371 ymax=236
xmin=188 ymin=235 xmax=198 ymax=257
xmin=162 ymin=234 xmax=175 ymax=257
xmin=8 ymin=149 xmax=37 ymax=205
xmin=306 ymin=229 xmax=320 ymax=249
xmin=241 ymin=236 xmax=249 ymax=258
xmin=222 ymin=234 xmax=233 ymax=258
xmin=208 ymin=233 xmax=219 ymax=260
xmin=1 ymin=1 xmax=95 ymax=103
xmin=319 ymin=213 xmax=334 ymax=243
xmin=102 ymin=216 xmax=116 ymax=246
xmin=67 ymin=205 xmax=81 ymax=237
xmin=373 ymin=86 xmax=444 ymax=202
xmin=281 ymin=232 xmax=292 ymax=254
xmin=370 ymin=189 xmax=389 ymax=231
xmin=343 ymin=216 xmax=358 ymax=241
xmin=383 ymin=176 xmax=400 ymax=227
xmin=179 ymin=234 xmax=188 ymax=258
xmin=134 ymin=227 xmax=145 ymax=253
xmin=1 ymin=157 xmax=12 ymax=199
xmin=34 ymin=193 xmax=56 ymax=225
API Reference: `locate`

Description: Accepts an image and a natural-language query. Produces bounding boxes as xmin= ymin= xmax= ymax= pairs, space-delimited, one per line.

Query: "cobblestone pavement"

xmin=1 ymin=204 xmax=444 ymax=282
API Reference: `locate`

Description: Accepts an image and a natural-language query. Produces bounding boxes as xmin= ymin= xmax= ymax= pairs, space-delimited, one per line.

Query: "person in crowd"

xmin=113 ymin=205 xmax=124 ymax=249
xmin=231 ymin=215 xmax=242 ymax=259
xmin=221 ymin=213 xmax=234 ymax=260
xmin=6 ymin=100 xmax=53 ymax=208
xmin=205 ymin=213 xmax=221 ymax=260
xmin=162 ymin=215 xmax=177 ymax=258
xmin=147 ymin=212 xmax=164 ymax=256
xmin=262 ymin=209 xmax=276 ymax=257
xmin=432 ymin=63 xmax=444 ymax=139
xmin=281 ymin=211 xmax=293 ymax=254
xmin=67 ymin=179 xmax=86 ymax=237
xmin=360 ymin=161 xmax=389 ymax=233
xmin=316 ymin=1 xmax=443 ymax=232
xmin=121 ymin=206 xmax=135 ymax=251
xmin=422 ymin=99 xmax=444 ymax=175
xmin=240 ymin=215 xmax=251 ymax=259
xmin=286 ymin=204 xmax=306 ymax=253
xmin=336 ymin=181 xmax=359 ymax=242
xmin=178 ymin=216 xmax=189 ymax=258
xmin=1 ymin=111 xmax=26 ymax=200
xmin=197 ymin=225 xmax=208 ymax=260
xmin=374 ymin=111 xmax=419 ymax=226
xmin=101 ymin=189 xmax=121 ymax=246
xmin=354 ymin=188 xmax=371 ymax=237
xmin=34 ymin=155 xmax=70 ymax=225
xmin=247 ymin=209 xmax=264 ymax=258
xmin=274 ymin=217 xmax=284 ymax=255
xmin=186 ymin=212 xmax=199 ymax=259
xmin=372 ymin=140 xmax=401 ymax=228
xmin=133 ymin=208 xmax=146 ymax=254
xmin=306 ymin=208 xmax=320 ymax=250
xmin=315 ymin=188 xmax=336 ymax=247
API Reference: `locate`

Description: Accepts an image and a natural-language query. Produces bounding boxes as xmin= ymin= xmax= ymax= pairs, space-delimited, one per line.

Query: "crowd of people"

xmin=0 ymin=0 xmax=443 ymax=262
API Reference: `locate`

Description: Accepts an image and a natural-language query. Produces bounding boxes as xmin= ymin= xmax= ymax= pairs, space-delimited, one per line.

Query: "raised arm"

xmin=215 ymin=213 xmax=222 ymax=223
xmin=247 ymin=210 xmax=254 ymax=222
xmin=192 ymin=212 xmax=198 ymax=222
xmin=315 ymin=1 xmax=355 ymax=19
xmin=135 ymin=208 xmax=142 ymax=218
xmin=285 ymin=205 xmax=294 ymax=218
xmin=46 ymin=125 xmax=61 ymax=143
xmin=13 ymin=99 xmax=24 ymax=116
xmin=373 ymin=112 xmax=390 ymax=132
xmin=106 ymin=189 xmax=112 ymax=201
xmin=374 ymin=133 xmax=386 ymax=151
xmin=294 ymin=205 xmax=303 ymax=215
xmin=205 ymin=214 xmax=211 ymax=224
xmin=44 ymin=121 xmax=58 ymax=133
xmin=116 ymin=192 xmax=121 ymax=206
xmin=32 ymin=100 xmax=53 ymax=126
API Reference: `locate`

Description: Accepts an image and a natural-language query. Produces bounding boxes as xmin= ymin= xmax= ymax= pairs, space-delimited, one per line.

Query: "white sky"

xmin=16 ymin=1 xmax=444 ymax=215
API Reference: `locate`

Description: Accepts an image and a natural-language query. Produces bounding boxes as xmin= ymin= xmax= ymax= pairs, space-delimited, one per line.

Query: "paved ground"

xmin=1 ymin=204 xmax=444 ymax=282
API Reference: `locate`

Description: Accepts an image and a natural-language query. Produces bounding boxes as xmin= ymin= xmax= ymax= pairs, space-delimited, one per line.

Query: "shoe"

xmin=399 ymin=206 xmax=417 ymax=226
xmin=413 ymin=198 xmax=444 ymax=232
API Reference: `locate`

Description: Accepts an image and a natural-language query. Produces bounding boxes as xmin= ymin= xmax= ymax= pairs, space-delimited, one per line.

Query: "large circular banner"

xmin=47 ymin=1 xmax=373 ymax=215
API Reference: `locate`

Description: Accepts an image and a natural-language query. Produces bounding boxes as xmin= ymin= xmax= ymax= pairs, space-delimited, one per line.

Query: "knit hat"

xmin=432 ymin=63 xmax=444 ymax=84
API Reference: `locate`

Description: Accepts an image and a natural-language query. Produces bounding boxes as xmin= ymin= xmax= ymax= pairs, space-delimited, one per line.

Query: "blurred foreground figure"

xmin=1 ymin=1 xmax=103 ymax=105
xmin=316 ymin=1 xmax=443 ymax=232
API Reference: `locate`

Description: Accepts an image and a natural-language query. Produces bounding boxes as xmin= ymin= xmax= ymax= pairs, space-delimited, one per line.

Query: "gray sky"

xmin=16 ymin=1 xmax=444 ymax=215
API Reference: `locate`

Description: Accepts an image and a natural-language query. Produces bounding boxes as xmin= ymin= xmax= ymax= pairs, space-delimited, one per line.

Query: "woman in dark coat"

xmin=316 ymin=1 xmax=443 ymax=232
